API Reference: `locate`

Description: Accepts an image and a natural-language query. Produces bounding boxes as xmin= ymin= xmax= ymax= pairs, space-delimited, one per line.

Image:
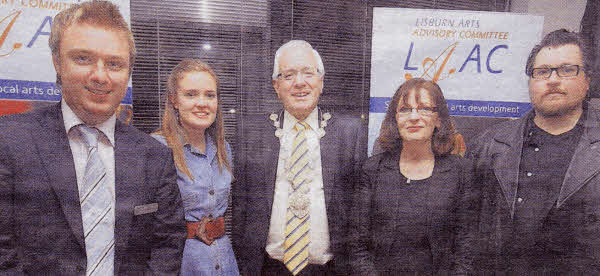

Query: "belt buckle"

xmin=197 ymin=217 xmax=210 ymax=237
xmin=196 ymin=216 xmax=215 ymax=246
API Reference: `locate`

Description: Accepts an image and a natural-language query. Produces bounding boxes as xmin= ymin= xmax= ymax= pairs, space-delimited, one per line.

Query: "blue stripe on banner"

xmin=369 ymin=97 xmax=532 ymax=118
xmin=369 ymin=97 xmax=390 ymax=113
xmin=447 ymin=99 xmax=531 ymax=118
xmin=0 ymin=79 xmax=133 ymax=105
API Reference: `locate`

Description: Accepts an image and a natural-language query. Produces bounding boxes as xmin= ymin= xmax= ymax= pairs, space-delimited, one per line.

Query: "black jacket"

xmin=350 ymin=151 xmax=476 ymax=275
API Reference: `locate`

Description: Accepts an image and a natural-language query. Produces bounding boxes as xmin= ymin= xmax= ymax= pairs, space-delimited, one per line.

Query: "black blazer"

xmin=468 ymin=102 xmax=600 ymax=273
xmin=232 ymin=110 xmax=367 ymax=275
xmin=0 ymin=103 xmax=186 ymax=275
xmin=350 ymin=151 xmax=476 ymax=275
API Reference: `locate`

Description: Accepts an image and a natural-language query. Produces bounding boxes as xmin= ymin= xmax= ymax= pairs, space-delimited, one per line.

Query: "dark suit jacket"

xmin=0 ymin=103 xmax=186 ymax=275
xmin=581 ymin=0 xmax=600 ymax=98
xmin=468 ymin=99 xmax=600 ymax=273
xmin=350 ymin=151 xmax=476 ymax=275
xmin=232 ymin=109 xmax=367 ymax=275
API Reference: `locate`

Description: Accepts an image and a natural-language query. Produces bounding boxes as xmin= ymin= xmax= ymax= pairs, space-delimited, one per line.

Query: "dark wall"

xmin=256 ymin=0 xmax=511 ymax=156
xmin=130 ymin=0 xmax=514 ymax=157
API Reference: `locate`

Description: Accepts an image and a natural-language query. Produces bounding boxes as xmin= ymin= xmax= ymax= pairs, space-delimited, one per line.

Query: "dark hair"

xmin=376 ymin=78 xmax=457 ymax=155
xmin=525 ymin=29 xmax=593 ymax=77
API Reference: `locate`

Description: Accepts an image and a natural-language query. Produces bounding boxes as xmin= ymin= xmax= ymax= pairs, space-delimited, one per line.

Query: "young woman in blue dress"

xmin=153 ymin=59 xmax=239 ymax=275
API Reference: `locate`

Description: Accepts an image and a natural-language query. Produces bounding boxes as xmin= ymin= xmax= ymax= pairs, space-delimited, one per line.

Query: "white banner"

xmin=0 ymin=0 xmax=131 ymax=115
xmin=369 ymin=8 xmax=544 ymax=154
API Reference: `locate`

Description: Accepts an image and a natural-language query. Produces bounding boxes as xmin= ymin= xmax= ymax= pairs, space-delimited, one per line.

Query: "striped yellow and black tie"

xmin=284 ymin=121 xmax=311 ymax=275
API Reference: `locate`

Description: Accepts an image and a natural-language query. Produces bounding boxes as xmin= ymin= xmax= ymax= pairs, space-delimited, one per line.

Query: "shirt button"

xmin=215 ymin=264 xmax=220 ymax=270
xmin=526 ymin=172 xmax=533 ymax=177
xmin=209 ymin=189 xmax=215 ymax=195
xmin=534 ymin=148 xmax=539 ymax=152
xmin=518 ymin=197 xmax=523 ymax=203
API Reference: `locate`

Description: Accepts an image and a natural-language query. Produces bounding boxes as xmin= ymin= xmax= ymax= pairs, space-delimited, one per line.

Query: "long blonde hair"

xmin=155 ymin=59 xmax=231 ymax=179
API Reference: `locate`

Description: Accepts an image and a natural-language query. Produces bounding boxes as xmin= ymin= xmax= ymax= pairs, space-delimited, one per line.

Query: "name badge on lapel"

xmin=134 ymin=203 xmax=158 ymax=216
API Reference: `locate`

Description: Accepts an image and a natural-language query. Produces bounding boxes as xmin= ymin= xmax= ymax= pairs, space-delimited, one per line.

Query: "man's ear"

xmin=52 ymin=54 xmax=61 ymax=75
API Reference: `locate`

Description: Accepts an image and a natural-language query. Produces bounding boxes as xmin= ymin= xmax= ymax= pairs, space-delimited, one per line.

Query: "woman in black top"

xmin=350 ymin=78 xmax=476 ymax=275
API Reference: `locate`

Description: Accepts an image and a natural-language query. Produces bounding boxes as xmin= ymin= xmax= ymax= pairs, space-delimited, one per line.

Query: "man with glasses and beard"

xmin=469 ymin=29 xmax=600 ymax=273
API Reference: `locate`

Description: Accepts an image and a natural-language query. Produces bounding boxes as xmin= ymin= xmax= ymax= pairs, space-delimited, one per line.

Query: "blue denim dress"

xmin=153 ymin=135 xmax=239 ymax=276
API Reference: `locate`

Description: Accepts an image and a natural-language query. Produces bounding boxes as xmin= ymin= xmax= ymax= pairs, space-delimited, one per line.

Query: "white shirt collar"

xmin=283 ymin=107 xmax=319 ymax=131
xmin=61 ymin=100 xmax=117 ymax=146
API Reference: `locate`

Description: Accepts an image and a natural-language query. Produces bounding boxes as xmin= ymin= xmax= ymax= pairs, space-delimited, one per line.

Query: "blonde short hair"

xmin=49 ymin=1 xmax=135 ymax=86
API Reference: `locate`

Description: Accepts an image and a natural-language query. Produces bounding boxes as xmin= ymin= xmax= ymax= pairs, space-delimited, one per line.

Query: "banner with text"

xmin=368 ymin=8 xmax=543 ymax=154
xmin=0 ymin=0 xmax=131 ymax=117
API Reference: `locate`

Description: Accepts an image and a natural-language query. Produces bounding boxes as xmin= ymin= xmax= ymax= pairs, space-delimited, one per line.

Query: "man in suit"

xmin=0 ymin=1 xmax=186 ymax=274
xmin=232 ymin=40 xmax=367 ymax=275
xmin=469 ymin=29 xmax=600 ymax=273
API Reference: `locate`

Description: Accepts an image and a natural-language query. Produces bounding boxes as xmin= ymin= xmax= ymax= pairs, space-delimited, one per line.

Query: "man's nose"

xmin=90 ymin=61 xmax=109 ymax=84
xmin=547 ymin=69 xmax=561 ymax=83
xmin=293 ymin=72 xmax=307 ymax=86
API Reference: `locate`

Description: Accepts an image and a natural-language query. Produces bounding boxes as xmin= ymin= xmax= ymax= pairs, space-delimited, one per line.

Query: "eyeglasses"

xmin=396 ymin=107 xmax=437 ymax=116
xmin=277 ymin=67 xmax=320 ymax=81
xmin=531 ymin=65 xmax=581 ymax=79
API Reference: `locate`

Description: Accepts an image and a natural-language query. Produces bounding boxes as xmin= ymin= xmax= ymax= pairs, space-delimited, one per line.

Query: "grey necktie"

xmin=78 ymin=125 xmax=114 ymax=275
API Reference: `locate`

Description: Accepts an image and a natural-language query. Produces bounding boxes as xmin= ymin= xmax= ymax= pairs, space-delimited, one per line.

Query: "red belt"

xmin=186 ymin=216 xmax=225 ymax=245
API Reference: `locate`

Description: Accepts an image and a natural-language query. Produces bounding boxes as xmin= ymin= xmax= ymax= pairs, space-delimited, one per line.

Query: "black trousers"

xmin=261 ymin=252 xmax=336 ymax=276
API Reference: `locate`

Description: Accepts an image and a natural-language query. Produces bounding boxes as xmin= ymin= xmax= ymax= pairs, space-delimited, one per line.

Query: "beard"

xmin=532 ymin=90 xmax=584 ymax=117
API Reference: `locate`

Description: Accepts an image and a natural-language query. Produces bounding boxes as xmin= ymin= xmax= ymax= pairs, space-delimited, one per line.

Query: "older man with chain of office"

xmin=233 ymin=40 xmax=366 ymax=275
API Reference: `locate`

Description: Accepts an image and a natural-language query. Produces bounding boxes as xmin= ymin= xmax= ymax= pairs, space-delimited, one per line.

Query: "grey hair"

xmin=272 ymin=40 xmax=325 ymax=80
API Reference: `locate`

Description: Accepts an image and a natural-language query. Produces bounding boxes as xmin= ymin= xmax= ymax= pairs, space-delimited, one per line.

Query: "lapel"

xmin=491 ymin=113 xmax=530 ymax=219
xmin=263 ymin=112 xmax=281 ymax=224
xmin=380 ymin=151 xmax=403 ymax=224
xmin=35 ymin=104 xmax=85 ymax=249
xmin=319 ymin=109 xmax=335 ymax=209
xmin=427 ymin=155 xmax=454 ymax=186
xmin=558 ymin=102 xmax=600 ymax=207
xmin=113 ymin=121 xmax=145 ymax=271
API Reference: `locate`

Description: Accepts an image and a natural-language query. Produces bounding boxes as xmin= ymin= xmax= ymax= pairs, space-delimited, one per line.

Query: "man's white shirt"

xmin=266 ymin=108 xmax=332 ymax=265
